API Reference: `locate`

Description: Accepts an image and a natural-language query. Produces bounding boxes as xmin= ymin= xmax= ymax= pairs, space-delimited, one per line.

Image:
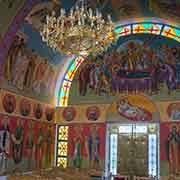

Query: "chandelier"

xmin=40 ymin=0 xmax=115 ymax=56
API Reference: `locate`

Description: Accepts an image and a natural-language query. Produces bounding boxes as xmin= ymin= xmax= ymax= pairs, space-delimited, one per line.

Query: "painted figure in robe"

xmin=26 ymin=121 xmax=34 ymax=170
xmin=0 ymin=116 xmax=10 ymax=173
xmin=88 ymin=125 xmax=100 ymax=169
xmin=45 ymin=125 xmax=52 ymax=167
xmin=36 ymin=125 xmax=44 ymax=169
xmin=166 ymin=125 xmax=180 ymax=176
xmin=73 ymin=126 xmax=82 ymax=169
xmin=11 ymin=118 xmax=24 ymax=165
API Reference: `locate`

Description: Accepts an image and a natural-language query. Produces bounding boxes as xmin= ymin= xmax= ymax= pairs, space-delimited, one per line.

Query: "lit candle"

xmin=61 ymin=8 xmax=65 ymax=17
xmin=96 ymin=8 xmax=99 ymax=17
xmin=89 ymin=8 xmax=92 ymax=18
xmin=82 ymin=16 xmax=85 ymax=25
xmin=46 ymin=15 xmax=49 ymax=24
xmin=70 ymin=9 xmax=73 ymax=17
xmin=107 ymin=14 xmax=112 ymax=23
xmin=78 ymin=17 xmax=81 ymax=25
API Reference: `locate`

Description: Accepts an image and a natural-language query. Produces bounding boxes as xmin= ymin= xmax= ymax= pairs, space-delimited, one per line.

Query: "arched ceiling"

xmin=0 ymin=0 xmax=180 ymax=105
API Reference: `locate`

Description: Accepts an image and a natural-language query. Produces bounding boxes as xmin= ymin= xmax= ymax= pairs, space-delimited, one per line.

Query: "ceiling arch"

xmin=55 ymin=18 xmax=180 ymax=107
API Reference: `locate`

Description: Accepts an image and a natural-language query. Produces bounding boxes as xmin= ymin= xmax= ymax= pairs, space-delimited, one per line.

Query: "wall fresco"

xmin=0 ymin=90 xmax=56 ymax=175
xmin=68 ymin=123 xmax=106 ymax=170
xmin=2 ymin=33 xmax=59 ymax=103
xmin=58 ymin=22 xmax=180 ymax=107
xmin=155 ymin=101 xmax=180 ymax=122
xmin=25 ymin=1 xmax=61 ymax=32
xmin=160 ymin=122 xmax=180 ymax=180
xmin=0 ymin=0 xmax=26 ymax=39
xmin=56 ymin=104 xmax=108 ymax=124
xmin=167 ymin=103 xmax=180 ymax=121
xmin=0 ymin=114 xmax=56 ymax=174
xmin=69 ymin=34 xmax=180 ymax=105
xmin=117 ymin=96 xmax=152 ymax=121
xmin=106 ymin=94 xmax=159 ymax=122
xmin=0 ymin=89 xmax=55 ymax=123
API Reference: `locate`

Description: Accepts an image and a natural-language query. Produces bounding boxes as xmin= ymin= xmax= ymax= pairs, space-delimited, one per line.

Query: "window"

xmin=56 ymin=126 xmax=69 ymax=168
xmin=110 ymin=134 xmax=118 ymax=175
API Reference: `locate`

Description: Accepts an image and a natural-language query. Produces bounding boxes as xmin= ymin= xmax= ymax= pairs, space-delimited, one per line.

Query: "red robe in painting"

xmin=166 ymin=126 xmax=180 ymax=175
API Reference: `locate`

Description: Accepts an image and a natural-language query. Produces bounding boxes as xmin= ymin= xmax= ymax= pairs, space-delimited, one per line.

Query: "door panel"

xmin=118 ymin=134 xmax=132 ymax=175
xmin=110 ymin=123 xmax=158 ymax=178
xmin=133 ymin=133 xmax=148 ymax=176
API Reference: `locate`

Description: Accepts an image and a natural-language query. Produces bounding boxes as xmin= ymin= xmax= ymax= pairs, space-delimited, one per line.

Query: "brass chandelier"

xmin=40 ymin=0 xmax=115 ymax=56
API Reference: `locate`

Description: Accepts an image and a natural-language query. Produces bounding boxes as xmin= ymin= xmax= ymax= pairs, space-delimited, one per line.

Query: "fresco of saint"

xmin=4 ymin=36 xmax=26 ymax=82
xmin=32 ymin=60 xmax=49 ymax=95
xmin=72 ymin=126 xmax=83 ymax=169
xmin=45 ymin=125 xmax=53 ymax=167
xmin=165 ymin=125 xmax=180 ymax=176
xmin=88 ymin=125 xmax=100 ymax=169
xmin=36 ymin=125 xmax=44 ymax=169
xmin=11 ymin=118 xmax=24 ymax=166
xmin=25 ymin=121 xmax=34 ymax=170
xmin=2 ymin=32 xmax=57 ymax=103
xmin=0 ymin=116 xmax=10 ymax=174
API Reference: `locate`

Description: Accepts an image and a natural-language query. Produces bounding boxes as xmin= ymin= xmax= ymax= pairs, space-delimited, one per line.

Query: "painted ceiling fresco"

xmin=1 ymin=0 xmax=180 ymax=65
xmin=0 ymin=0 xmax=26 ymax=39
xmin=0 ymin=0 xmax=180 ymax=104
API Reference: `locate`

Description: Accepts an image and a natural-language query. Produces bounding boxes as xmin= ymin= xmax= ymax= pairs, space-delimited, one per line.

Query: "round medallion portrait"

xmin=167 ymin=103 xmax=180 ymax=120
xmin=20 ymin=98 xmax=31 ymax=116
xmin=86 ymin=106 xmax=100 ymax=121
xmin=34 ymin=103 xmax=43 ymax=119
xmin=2 ymin=94 xmax=16 ymax=113
xmin=63 ymin=107 xmax=76 ymax=121
xmin=45 ymin=107 xmax=54 ymax=122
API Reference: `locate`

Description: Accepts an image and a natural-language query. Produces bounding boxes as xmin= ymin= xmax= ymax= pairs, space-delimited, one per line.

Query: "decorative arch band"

xmin=56 ymin=21 xmax=180 ymax=107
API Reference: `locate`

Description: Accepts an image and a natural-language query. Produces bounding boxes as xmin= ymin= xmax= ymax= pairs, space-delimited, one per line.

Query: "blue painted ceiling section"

xmin=21 ymin=23 xmax=66 ymax=65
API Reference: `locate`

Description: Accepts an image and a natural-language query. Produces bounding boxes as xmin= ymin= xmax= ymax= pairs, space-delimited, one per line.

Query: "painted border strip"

xmin=161 ymin=25 xmax=180 ymax=43
xmin=132 ymin=23 xmax=163 ymax=35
